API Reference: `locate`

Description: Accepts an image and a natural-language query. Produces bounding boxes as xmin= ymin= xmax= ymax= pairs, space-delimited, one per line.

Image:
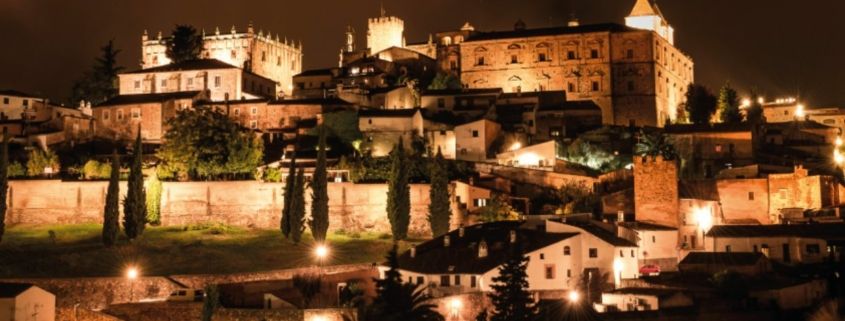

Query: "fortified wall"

xmin=4 ymin=180 xmax=435 ymax=237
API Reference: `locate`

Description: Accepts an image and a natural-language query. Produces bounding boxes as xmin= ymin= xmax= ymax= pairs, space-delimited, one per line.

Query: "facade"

xmin=391 ymin=220 xmax=638 ymax=298
xmin=0 ymin=283 xmax=55 ymax=321
xmin=620 ymin=222 xmax=679 ymax=271
xmin=496 ymin=140 xmax=561 ymax=169
xmin=119 ymin=59 xmax=277 ymax=101
xmin=458 ymin=0 xmax=693 ymax=127
xmin=455 ymin=119 xmax=501 ymax=162
xmin=140 ymin=24 xmax=302 ymax=96
xmin=704 ymin=224 xmax=845 ymax=265
xmin=678 ymin=252 xmax=771 ymax=275
xmin=595 ymin=288 xmax=693 ymax=313
xmin=666 ymin=123 xmax=755 ymax=178
xmin=633 ymin=155 xmax=679 ymax=228
xmin=94 ymin=91 xmax=207 ymax=142
xmin=0 ymin=89 xmax=46 ymax=121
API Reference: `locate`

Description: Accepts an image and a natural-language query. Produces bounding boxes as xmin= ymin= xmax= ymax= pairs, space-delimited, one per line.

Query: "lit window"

xmin=715 ymin=144 xmax=722 ymax=152
xmin=474 ymin=198 xmax=488 ymax=207
xmin=131 ymin=109 xmax=141 ymax=119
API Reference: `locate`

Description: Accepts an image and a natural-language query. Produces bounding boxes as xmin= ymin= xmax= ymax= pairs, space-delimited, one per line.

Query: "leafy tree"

xmin=146 ymin=171 xmax=162 ymax=225
xmin=201 ymin=284 xmax=220 ymax=321
xmin=488 ymin=245 xmax=537 ymax=321
xmin=281 ymin=152 xmax=297 ymax=238
xmin=475 ymin=310 xmax=489 ymax=321
xmin=718 ymin=83 xmax=743 ymax=123
xmin=166 ymin=25 xmax=204 ymax=63
xmin=317 ymin=110 xmax=363 ymax=147
xmin=289 ymin=167 xmax=306 ymax=244
xmin=310 ymin=128 xmax=330 ymax=242
xmin=26 ymin=148 xmax=60 ymax=177
xmin=82 ymin=159 xmax=111 ymax=179
xmin=366 ymin=245 xmax=444 ymax=321
xmin=427 ymin=148 xmax=451 ymax=236
xmin=293 ymin=273 xmax=322 ymax=308
xmin=556 ymin=182 xmax=599 ymax=215
xmin=478 ymin=195 xmax=519 ymax=223
xmin=386 ymin=138 xmax=411 ymax=241
xmin=634 ymin=129 xmax=676 ymax=160
xmin=578 ymin=270 xmax=611 ymax=304
xmin=157 ymin=107 xmax=263 ymax=180
xmin=123 ymin=130 xmax=146 ymax=240
xmin=746 ymin=92 xmax=765 ymax=124
xmin=102 ymin=152 xmax=120 ymax=247
xmin=427 ymin=72 xmax=462 ymax=90
xmin=0 ymin=132 xmax=8 ymax=244
xmin=683 ymin=84 xmax=718 ymax=125
xmin=262 ymin=167 xmax=282 ymax=182
xmin=6 ymin=162 xmax=24 ymax=178
xmin=71 ymin=40 xmax=123 ymax=105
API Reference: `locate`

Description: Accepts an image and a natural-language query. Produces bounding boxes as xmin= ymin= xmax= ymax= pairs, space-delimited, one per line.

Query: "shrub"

xmin=82 ymin=160 xmax=111 ymax=179
xmin=146 ymin=172 xmax=162 ymax=225
xmin=7 ymin=162 xmax=25 ymax=178
xmin=263 ymin=167 xmax=282 ymax=182
xmin=26 ymin=148 xmax=60 ymax=177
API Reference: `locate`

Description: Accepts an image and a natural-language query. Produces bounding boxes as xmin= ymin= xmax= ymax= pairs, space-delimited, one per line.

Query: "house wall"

xmin=717 ymin=178 xmax=771 ymax=224
xmin=13 ymin=287 xmax=55 ymax=321
xmin=455 ymin=119 xmax=500 ymax=161
xmin=496 ymin=140 xmax=557 ymax=168
xmin=706 ymin=236 xmax=828 ymax=265
xmin=453 ymin=181 xmax=492 ymax=213
xmin=93 ymin=97 xmax=195 ymax=142
xmin=750 ymin=279 xmax=826 ymax=310
xmin=635 ymin=229 xmax=678 ymax=271
xmin=633 ymin=155 xmax=679 ymax=228
xmin=600 ymin=293 xmax=659 ymax=311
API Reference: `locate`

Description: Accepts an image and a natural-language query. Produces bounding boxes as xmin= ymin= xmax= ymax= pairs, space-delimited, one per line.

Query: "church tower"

xmin=366 ymin=4 xmax=405 ymax=54
xmin=625 ymin=0 xmax=675 ymax=45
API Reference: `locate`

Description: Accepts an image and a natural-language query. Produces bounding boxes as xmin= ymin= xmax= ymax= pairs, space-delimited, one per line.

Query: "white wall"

xmin=707 ymin=236 xmax=828 ymax=264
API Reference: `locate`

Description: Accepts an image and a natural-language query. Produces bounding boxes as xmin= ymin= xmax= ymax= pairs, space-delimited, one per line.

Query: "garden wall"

xmin=5 ymin=180 xmax=435 ymax=237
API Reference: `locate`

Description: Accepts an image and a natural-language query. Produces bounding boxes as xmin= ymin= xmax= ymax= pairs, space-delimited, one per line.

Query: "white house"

xmin=704 ymin=224 xmax=845 ymax=265
xmin=389 ymin=219 xmax=639 ymax=299
xmin=620 ymin=221 xmax=679 ymax=272
xmin=594 ymin=288 xmax=693 ymax=313
xmin=0 ymin=283 xmax=55 ymax=321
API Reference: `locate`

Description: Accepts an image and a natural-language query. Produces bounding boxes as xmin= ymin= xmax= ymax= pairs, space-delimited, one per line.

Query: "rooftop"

xmin=359 ymin=107 xmax=419 ymax=118
xmin=706 ymin=223 xmax=845 ymax=241
xmin=95 ymin=91 xmax=203 ymax=107
xmin=0 ymin=89 xmax=40 ymax=98
xmin=421 ymin=88 xmax=503 ymax=96
xmin=397 ymin=221 xmax=578 ymax=274
xmin=0 ymin=283 xmax=35 ymax=298
xmin=124 ymin=59 xmax=238 ymax=74
xmin=465 ymin=23 xmax=635 ymax=42
xmin=680 ymin=252 xmax=766 ymax=266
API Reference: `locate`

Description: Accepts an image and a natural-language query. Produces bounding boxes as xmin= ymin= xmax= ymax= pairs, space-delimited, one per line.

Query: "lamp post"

xmin=314 ymin=243 xmax=329 ymax=273
xmin=448 ymin=297 xmax=462 ymax=321
xmin=126 ymin=266 xmax=140 ymax=302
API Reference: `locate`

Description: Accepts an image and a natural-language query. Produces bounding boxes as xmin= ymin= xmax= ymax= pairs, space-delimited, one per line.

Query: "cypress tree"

xmin=201 ymin=284 xmax=220 ymax=321
xmin=386 ymin=138 xmax=410 ymax=241
xmin=0 ymin=130 xmax=8 ymax=244
xmin=427 ymin=148 xmax=451 ymax=237
xmin=102 ymin=152 xmax=120 ymax=247
xmin=718 ymin=83 xmax=743 ymax=124
xmin=309 ymin=127 xmax=329 ymax=242
xmin=123 ymin=129 xmax=146 ymax=239
xmin=488 ymin=244 xmax=537 ymax=321
xmin=281 ymin=151 xmax=297 ymax=238
xmin=290 ymin=167 xmax=306 ymax=244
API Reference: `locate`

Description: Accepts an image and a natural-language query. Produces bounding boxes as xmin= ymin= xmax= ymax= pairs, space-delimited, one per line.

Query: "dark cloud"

xmin=1 ymin=0 xmax=843 ymax=106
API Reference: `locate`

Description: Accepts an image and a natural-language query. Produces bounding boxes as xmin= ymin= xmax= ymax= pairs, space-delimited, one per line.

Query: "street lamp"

xmin=567 ymin=290 xmax=580 ymax=303
xmin=126 ymin=266 xmax=140 ymax=302
xmin=741 ymin=98 xmax=751 ymax=109
xmin=449 ymin=297 xmax=463 ymax=319
xmin=795 ymin=103 xmax=806 ymax=119
xmin=126 ymin=267 xmax=139 ymax=280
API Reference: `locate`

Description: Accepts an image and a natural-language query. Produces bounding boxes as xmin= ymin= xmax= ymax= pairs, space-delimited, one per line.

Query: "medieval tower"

xmin=625 ymin=0 xmax=675 ymax=45
xmin=366 ymin=7 xmax=405 ymax=55
xmin=633 ymin=155 xmax=680 ymax=228
xmin=140 ymin=23 xmax=303 ymax=97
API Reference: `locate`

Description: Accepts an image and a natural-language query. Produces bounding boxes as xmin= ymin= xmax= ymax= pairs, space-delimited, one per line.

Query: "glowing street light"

xmin=449 ymin=297 xmax=463 ymax=318
xmin=758 ymin=97 xmax=765 ymax=105
xmin=314 ymin=244 xmax=329 ymax=260
xmin=693 ymin=207 xmax=713 ymax=232
xmin=741 ymin=98 xmax=751 ymax=108
xmin=795 ymin=104 xmax=806 ymax=119
xmin=835 ymin=150 xmax=844 ymax=166
xmin=126 ymin=267 xmax=139 ymax=280
xmin=567 ymin=290 xmax=580 ymax=303
xmin=836 ymin=137 xmax=843 ymax=147
xmin=310 ymin=316 xmax=328 ymax=321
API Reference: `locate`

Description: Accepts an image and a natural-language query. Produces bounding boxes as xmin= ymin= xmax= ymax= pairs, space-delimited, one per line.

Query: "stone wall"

xmin=633 ymin=155 xmax=679 ymax=228
xmin=57 ymin=307 xmax=125 ymax=321
xmin=5 ymin=180 xmax=434 ymax=237
xmin=104 ymin=303 xmax=354 ymax=321
xmin=475 ymin=163 xmax=598 ymax=191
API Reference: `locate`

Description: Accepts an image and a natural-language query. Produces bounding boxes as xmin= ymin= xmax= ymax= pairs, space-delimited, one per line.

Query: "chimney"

xmin=459 ymin=227 xmax=465 ymax=237
xmin=509 ymin=230 xmax=517 ymax=244
xmin=444 ymin=235 xmax=451 ymax=247
xmin=478 ymin=240 xmax=488 ymax=258
xmin=410 ymin=247 xmax=416 ymax=258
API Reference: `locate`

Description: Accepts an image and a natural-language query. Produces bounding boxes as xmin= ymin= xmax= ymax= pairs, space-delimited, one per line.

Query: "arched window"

xmin=536 ymin=43 xmax=551 ymax=62
xmin=441 ymin=36 xmax=452 ymax=46
xmin=474 ymin=47 xmax=488 ymax=66
xmin=564 ymin=246 xmax=571 ymax=256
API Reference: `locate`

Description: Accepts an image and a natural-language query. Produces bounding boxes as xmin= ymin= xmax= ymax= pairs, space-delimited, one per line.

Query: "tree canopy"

xmin=683 ymin=84 xmax=718 ymax=125
xmin=386 ymin=139 xmax=411 ymax=241
xmin=166 ymin=25 xmax=204 ymax=63
xmin=72 ymin=40 xmax=123 ymax=105
xmin=157 ymin=106 xmax=263 ymax=180
xmin=427 ymin=72 xmax=462 ymax=90
xmin=717 ymin=83 xmax=743 ymax=124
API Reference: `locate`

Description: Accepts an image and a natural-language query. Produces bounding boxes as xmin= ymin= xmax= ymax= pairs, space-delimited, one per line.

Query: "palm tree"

xmin=366 ymin=283 xmax=444 ymax=321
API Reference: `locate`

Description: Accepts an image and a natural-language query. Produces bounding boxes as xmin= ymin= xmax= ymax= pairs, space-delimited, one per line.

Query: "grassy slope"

xmin=0 ymin=224 xmax=415 ymax=278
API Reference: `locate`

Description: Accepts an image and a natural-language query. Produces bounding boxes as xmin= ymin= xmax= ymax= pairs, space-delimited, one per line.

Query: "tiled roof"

xmin=270 ymin=98 xmax=352 ymax=105
xmin=0 ymin=89 xmax=39 ymax=98
xmin=678 ymin=180 xmax=720 ymax=201
xmin=465 ymin=23 xmax=634 ymax=42
xmin=619 ymin=221 xmax=677 ymax=231
xmin=680 ymin=252 xmax=766 ymax=266
xmin=664 ymin=123 xmax=752 ymax=134
xmin=359 ymin=108 xmax=419 ymax=118
xmin=294 ymin=68 xmax=335 ymax=77
xmin=421 ymin=88 xmax=503 ymax=96
xmin=124 ymin=59 xmax=237 ymax=74
xmin=0 ymin=283 xmax=34 ymax=298
xmin=397 ymin=221 xmax=578 ymax=274
xmin=95 ymin=91 xmax=202 ymax=107
xmin=706 ymin=223 xmax=845 ymax=240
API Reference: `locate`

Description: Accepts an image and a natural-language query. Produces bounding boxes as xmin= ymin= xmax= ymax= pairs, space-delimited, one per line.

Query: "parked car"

xmin=639 ymin=264 xmax=661 ymax=276
xmin=167 ymin=289 xmax=205 ymax=302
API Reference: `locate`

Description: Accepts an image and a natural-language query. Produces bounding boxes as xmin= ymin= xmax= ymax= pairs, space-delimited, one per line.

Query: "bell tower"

xmin=366 ymin=3 xmax=405 ymax=54
xmin=625 ymin=0 xmax=675 ymax=44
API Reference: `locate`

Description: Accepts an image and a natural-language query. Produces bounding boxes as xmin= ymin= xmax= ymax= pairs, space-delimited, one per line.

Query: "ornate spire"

xmin=247 ymin=21 xmax=254 ymax=34
xmin=231 ymin=25 xmax=237 ymax=34
xmin=142 ymin=30 xmax=149 ymax=41
xmin=215 ymin=26 xmax=220 ymax=35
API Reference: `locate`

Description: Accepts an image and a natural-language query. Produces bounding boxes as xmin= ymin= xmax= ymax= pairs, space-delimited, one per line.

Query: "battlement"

xmin=368 ymin=16 xmax=404 ymax=25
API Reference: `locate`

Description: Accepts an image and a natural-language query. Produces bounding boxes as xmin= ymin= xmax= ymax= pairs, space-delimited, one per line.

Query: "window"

xmin=472 ymin=130 xmax=479 ymax=138
xmin=440 ymin=275 xmax=450 ymax=286
xmin=538 ymin=53 xmax=547 ymax=62
xmin=367 ymin=119 xmax=372 ymax=125
xmin=103 ymin=110 xmax=110 ymax=121
xmin=251 ymin=107 xmax=257 ymax=115
xmin=619 ymin=250 xmax=624 ymax=258
xmin=631 ymin=249 xmax=635 ymax=257
xmin=134 ymin=81 xmax=141 ymax=89
xmin=567 ymin=51 xmax=576 ymax=60
xmin=748 ymin=192 xmax=755 ymax=200
xmin=544 ymin=265 xmax=555 ymax=279
xmin=250 ymin=120 xmax=257 ymax=129
xmin=470 ymin=276 xmax=477 ymax=288
xmin=806 ymin=244 xmax=821 ymax=255
xmin=652 ymin=236 xmax=656 ymax=243
xmin=510 ymin=54 xmax=518 ymax=64
xmin=626 ymin=49 xmax=634 ymax=59
xmin=590 ymin=49 xmax=599 ymax=59
xmin=440 ymin=130 xmax=446 ymax=136
xmin=550 ymin=127 xmax=562 ymax=138
xmin=116 ymin=110 xmax=124 ymax=121
xmin=22 ymin=99 xmax=28 ymax=106
xmin=417 ymin=276 xmax=424 ymax=285
xmin=214 ymin=76 xmax=221 ymax=87
xmin=261 ymin=51 xmax=266 ymax=62
xmin=161 ymin=79 xmax=167 ymax=87
xmin=454 ymin=275 xmax=461 ymax=286
xmin=564 ymin=246 xmax=571 ymax=255
xmin=567 ymin=82 xmax=576 ymax=93
xmin=474 ymin=198 xmax=488 ymax=207
xmin=715 ymin=144 xmax=722 ymax=152
xmin=437 ymin=98 xmax=445 ymax=108
xmin=231 ymin=50 xmax=237 ymax=59
xmin=234 ymin=108 xmax=240 ymax=116
xmin=627 ymin=81 xmax=635 ymax=91
xmin=131 ymin=109 xmax=140 ymax=119
xmin=589 ymin=248 xmax=597 ymax=258
xmin=591 ymin=81 xmax=599 ymax=92
xmin=450 ymin=60 xmax=458 ymax=71
xmin=725 ymin=245 xmax=732 ymax=252
xmin=476 ymin=56 xmax=485 ymax=66
xmin=539 ymin=253 xmax=545 ymax=260
xmin=566 ymin=269 xmax=572 ymax=278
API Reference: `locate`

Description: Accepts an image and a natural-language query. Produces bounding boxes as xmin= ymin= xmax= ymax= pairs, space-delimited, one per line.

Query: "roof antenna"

xmin=380 ymin=0 xmax=386 ymax=17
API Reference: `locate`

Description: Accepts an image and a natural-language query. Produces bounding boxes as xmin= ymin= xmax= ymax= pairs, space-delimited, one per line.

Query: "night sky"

xmin=1 ymin=0 xmax=843 ymax=107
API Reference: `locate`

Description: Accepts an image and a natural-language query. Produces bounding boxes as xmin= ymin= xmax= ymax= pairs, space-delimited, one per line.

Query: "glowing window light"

xmin=694 ymin=207 xmax=713 ymax=232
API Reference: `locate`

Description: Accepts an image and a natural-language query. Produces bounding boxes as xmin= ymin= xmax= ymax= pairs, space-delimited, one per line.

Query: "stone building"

xmin=93 ymin=91 xmax=207 ymax=142
xmin=119 ymin=59 xmax=277 ymax=101
xmin=140 ymin=24 xmax=302 ymax=96
xmin=0 ymin=283 xmax=55 ymax=321
xmin=633 ymin=155 xmax=679 ymax=228
xmin=457 ymin=0 xmax=693 ymax=127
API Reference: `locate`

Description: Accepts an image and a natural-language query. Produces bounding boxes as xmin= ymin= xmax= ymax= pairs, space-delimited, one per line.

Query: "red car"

xmin=639 ymin=264 xmax=661 ymax=276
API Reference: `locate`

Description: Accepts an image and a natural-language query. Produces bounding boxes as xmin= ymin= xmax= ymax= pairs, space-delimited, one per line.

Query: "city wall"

xmin=5 ymin=180 xmax=434 ymax=237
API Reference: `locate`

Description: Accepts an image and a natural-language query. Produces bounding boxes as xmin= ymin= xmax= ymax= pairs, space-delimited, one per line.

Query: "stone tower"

xmin=366 ymin=7 xmax=405 ymax=55
xmin=625 ymin=0 xmax=675 ymax=45
xmin=633 ymin=155 xmax=679 ymax=227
